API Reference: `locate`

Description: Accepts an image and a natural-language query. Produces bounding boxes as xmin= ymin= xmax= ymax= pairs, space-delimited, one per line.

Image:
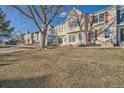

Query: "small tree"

xmin=0 ymin=8 xmax=14 ymax=40
xmin=11 ymin=5 xmax=65 ymax=49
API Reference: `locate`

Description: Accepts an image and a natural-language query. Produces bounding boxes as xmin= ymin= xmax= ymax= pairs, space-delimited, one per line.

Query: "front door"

xmin=120 ymin=28 xmax=124 ymax=42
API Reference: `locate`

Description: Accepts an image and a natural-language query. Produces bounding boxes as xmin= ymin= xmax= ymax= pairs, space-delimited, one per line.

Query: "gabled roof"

xmin=88 ymin=5 xmax=114 ymax=15
xmin=65 ymin=7 xmax=86 ymax=22
xmin=55 ymin=5 xmax=115 ymax=27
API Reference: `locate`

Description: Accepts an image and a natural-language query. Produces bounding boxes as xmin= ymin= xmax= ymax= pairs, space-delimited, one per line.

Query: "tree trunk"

xmin=42 ymin=30 xmax=47 ymax=49
xmin=85 ymin=31 xmax=88 ymax=45
xmin=38 ymin=32 xmax=43 ymax=49
xmin=41 ymin=24 xmax=48 ymax=49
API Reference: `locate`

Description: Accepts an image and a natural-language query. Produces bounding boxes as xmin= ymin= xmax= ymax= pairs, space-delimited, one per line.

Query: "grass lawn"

xmin=0 ymin=48 xmax=124 ymax=88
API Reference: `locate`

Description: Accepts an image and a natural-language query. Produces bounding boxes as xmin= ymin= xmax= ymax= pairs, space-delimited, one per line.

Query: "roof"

xmin=65 ymin=8 xmax=86 ymax=21
xmin=55 ymin=7 xmax=85 ymax=27
xmin=54 ymin=5 xmax=116 ymax=27
xmin=55 ymin=23 xmax=64 ymax=27
xmin=88 ymin=5 xmax=115 ymax=15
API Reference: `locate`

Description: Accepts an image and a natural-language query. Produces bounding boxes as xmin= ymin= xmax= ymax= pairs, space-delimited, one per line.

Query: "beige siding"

xmin=88 ymin=6 xmax=116 ymax=47
xmin=55 ymin=8 xmax=87 ymax=47
xmin=24 ymin=34 xmax=33 ymax=44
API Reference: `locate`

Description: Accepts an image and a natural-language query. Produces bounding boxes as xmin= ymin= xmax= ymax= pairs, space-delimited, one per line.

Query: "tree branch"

xmin=47 ymin=6 xmax=62 ymax=26
xmin=40 ymin=5 xmax=46 ymax=24
xmin=32 ymin=6 xmax=44 ymax=24
xmin=11 ymin=5 xmax=33 ymax=19
xmin=27 ymin=6 xmax=43 ymax=32
xmin=73 ymin=9 xmax=85 ymax=31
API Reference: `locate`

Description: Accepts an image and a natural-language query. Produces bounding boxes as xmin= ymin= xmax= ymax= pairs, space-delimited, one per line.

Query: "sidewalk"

xmin=0 ymin=45 xmax=35 ymax=54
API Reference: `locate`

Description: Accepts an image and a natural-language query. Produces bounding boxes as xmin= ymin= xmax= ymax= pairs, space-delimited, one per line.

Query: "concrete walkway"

xmin=0 ymin=45 xmax=35 ymax=54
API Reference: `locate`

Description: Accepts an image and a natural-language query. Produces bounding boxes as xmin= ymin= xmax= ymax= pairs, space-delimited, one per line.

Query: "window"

xmin=104 ymin=28 xmax=110 ymax=38
xmin=99 ymin=13 xmax=104 ymax=22
xmin=58 ymin=37 xmax=62 ymax=43
xmin=61 ymin=26 xmax=65 ymax=32
xmin=90 ymin=31 xmax=95 ymax=42
xmin=73 ymin=21 xmax=78 ymax=27
xmin=120 ymin=29 xmax=124 ymax=41
xmin=59 ymin=27 xmax=61 ymax=32
xmin=63 ymin=26 xmax=65 ymax=31
xmin=117 ymin=9 xmax=124 ymax=24
xmin=79 ymin=32 xmax=82 ymax=41
xmin=69 ymin=20 xmax=78 ymax=28
xmin=58 ymin=26 xmax=64 ymax=32
xmin=93 ymin=15 xmax=98 ymax=23
xmin=64 ymin=36 xmax=66 ymax=42
xmin=69 ymin=34 xmax=75 ymax=42
xmin=72 ymin=35 xmax=75 ymax=42
xmin=120 ymin=9 xmax=124 ymax=23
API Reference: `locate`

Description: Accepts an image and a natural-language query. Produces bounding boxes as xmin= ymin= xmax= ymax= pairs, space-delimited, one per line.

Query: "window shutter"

xmin=105 ymin=12 xmax=108 ymax=23
xmin=88 ymin=32 xmax=91 ymax=42
xmin=88 ymin=16 xmax=91 ymax=22
xmin=117 ymin=10 xmax=120 ymax=24
xmin=95 ymin=30 xmax=97 ymax=40
xmin=91 ymin=16 xmax=93 ymax=24
xmin=89 ymin=16 xmax=93 ymax=26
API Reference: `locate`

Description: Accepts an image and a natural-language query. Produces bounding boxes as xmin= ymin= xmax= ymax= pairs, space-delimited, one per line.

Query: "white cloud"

xmin=59 ymin=12 xmax=67 ymax=17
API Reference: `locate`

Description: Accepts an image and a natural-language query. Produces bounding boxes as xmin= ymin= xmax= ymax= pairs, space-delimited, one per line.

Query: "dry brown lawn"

xmin=0 ymin=48 xmax=124 ymax=88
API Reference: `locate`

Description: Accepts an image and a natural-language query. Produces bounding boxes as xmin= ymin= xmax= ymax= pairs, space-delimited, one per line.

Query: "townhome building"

xmin=88 ymin=6 xmax=117 ymax=47
xmin=24 ymin=5 xmax=124 ymax=48
xmin=55 ymin=8 xmax=88 ymax=47
xmin=87 ymin=5 xmax=124 ymax=47
xmin=31 ymin=31 xmax=42 ymax=47
xmin=24 ymin=31 xmax=33 ymax=45
xmin=116 ymin=5 xmax=124 ymax=47
xmin=55 ymin=5 xmax=124 ymax=47
xmin=55 ymin=23 xmax=65 ymax=45
xmin=24 ymin=25 xmax=56 ymax=46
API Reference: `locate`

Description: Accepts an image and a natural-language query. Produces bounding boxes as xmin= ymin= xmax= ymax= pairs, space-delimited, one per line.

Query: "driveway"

xmin=0 ymin=45 xmax=35 ymax=54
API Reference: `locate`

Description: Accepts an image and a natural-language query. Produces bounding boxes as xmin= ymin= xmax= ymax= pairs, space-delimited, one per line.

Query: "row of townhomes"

xmin=24 ymin=5 xmax=124 ymax=47
xmin=24 ymin=25 xmax=57 ymax=46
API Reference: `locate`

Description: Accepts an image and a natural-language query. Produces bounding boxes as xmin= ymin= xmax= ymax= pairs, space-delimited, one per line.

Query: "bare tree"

xmin=74 ymin=8 xmax=88 ymax=46
xmin=67 ymin=7 xmax=88 ymax=46
xmin=11 ymin=5 xmax=64 ymax=49
xmin=68 ymin=7 xmax=114 ymax=46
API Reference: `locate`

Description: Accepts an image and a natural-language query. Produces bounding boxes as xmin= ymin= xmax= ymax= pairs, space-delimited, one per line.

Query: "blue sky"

xmin=0 ymin=5 xmax=112 ymax=34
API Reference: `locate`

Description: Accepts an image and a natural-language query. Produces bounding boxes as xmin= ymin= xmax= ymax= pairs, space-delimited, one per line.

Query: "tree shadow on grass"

xmin=0 ymin=75 xmax=52 ymax=88
xmin=0 ymin=63 xmax=13 ymax=67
